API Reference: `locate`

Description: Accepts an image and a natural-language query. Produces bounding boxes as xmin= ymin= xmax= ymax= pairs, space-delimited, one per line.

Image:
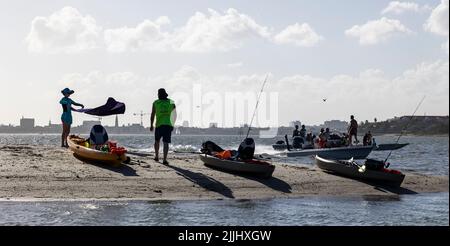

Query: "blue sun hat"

xmin=61 ymin=88 xmax=74 ymax=95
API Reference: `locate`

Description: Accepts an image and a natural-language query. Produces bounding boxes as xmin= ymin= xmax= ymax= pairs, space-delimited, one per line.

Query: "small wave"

xmin=255 ymin=145 xmax=285 ymax=156
xmin=129 ymin=148 xmax=154 ymax=154
xmin=80 ymin=204 xmax=99 ymax=210
xmin=172 ymin=144 xmax=200 ymax=153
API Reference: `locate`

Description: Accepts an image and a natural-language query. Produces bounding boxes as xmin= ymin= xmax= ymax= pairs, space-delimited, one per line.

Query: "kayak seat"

xmin=90 ymin=125 xmax=109 ymax=145
xmin=238 ymin=138 xmax=255 ymax=160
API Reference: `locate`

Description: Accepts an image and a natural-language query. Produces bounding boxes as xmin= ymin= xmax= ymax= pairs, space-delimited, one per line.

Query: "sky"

xmin=0 ymin=0 xmax=448 ymax=127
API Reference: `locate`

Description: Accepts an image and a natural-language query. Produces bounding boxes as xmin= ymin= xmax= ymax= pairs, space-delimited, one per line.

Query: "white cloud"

xmin=103 ymin=8 xmax=323 ymax=52
xmin=393 ymin=60 xmax=449 ymax=100
xmin=28 ymin=7 xmax=324 ymax=54
xmin=345 ymin=17 xmax=413 ymax=45
xmin=275 ymin=60 xmax=448 ymax=123
xmin=381 ymin=1 xmax=421 ymax=15
xmin=104 ymin=8 xmax=271 ymax=53
xmin=273 ymin=23 xmax=323 ymax=47
xmin=57 ymin=59 xmax=449 ymax=126
xmin=172 ymin=8 xmax=271 ymax=52
xmin=104 ymin=17 xmax=171 ymax=53
xmin=424 ymin=0 xmax=449 ymax=54
xmin=26 ymin=6 xmax=102 ymax=53
xmin=424 ymin=0 xmax=449 ymax=36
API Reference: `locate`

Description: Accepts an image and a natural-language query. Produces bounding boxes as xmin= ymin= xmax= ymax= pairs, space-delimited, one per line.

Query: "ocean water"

xmin=0 ymin=193 xmax=447 ymax=226
xmin=0 ymin=134 xmax=448 ymax=226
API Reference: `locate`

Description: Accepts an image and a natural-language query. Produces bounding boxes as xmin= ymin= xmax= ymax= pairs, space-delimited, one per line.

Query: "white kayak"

xmin=200 ymin=154 xmax=275 ymax=178
xmin=315 ymin=155 xmax=405 ymax=187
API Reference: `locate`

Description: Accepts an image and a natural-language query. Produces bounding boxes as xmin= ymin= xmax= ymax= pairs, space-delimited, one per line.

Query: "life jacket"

xmin=111 ymin=147 xmax=127 ymax=155
xmin=153 ymin=99 xmax=175 ymax=127
xmin=215 ymin=150 xmax=232 ymax=160
xmin=238 ymin=138 xmax=255 ymax=160
xmin=318 ymin=139 xmax=327 ymax=148
xmin=90 ymin=125 xmax=109 ymax=145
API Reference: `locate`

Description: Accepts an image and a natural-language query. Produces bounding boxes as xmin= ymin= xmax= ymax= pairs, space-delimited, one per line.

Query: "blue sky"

xmin=0 ymin=0 xmax=448 ymax=127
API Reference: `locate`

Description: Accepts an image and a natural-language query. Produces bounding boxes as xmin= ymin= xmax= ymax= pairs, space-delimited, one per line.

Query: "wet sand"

xmin=0 ymin=145 xmax=448 ymax=201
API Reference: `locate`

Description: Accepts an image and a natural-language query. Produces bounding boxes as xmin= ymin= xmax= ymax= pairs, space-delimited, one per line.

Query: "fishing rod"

xmin=245 ymin=74 xmax=270 ymax=139
xmin=384 ymin=96 xmax=426 ymax=164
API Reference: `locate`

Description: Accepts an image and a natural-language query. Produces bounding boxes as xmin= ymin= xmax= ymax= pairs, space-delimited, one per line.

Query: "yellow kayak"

xmin=67 ymin=135 xmax=128 ymax=167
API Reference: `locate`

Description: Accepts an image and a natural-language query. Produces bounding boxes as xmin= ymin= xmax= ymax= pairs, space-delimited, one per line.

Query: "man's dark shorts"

xmin=155 ymin=125 xmax=174 ymax=143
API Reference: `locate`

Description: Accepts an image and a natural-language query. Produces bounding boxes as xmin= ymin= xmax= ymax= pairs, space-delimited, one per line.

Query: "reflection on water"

xmin=0 ymin=193 xmax=447 ymax=226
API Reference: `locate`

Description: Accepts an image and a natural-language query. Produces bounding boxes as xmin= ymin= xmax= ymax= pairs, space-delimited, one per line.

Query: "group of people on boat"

xmin=289 ymin=115 xmax=375 ymax=149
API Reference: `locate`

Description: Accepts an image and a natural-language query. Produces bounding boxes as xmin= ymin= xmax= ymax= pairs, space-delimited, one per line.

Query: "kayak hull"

xmin=315 ymin=155 xmax=405 ymax=187
xmin=68 ymin=136 xmax=127 ymax=167
xmin=200 ymin=155 xmax=275 ymax=178
xmin=286 ymin=145 xmax=373 ymax=159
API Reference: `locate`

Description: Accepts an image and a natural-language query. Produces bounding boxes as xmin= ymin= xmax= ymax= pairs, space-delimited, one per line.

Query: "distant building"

xmin=115 ymin=115 xmax=119 ymax=128
xmin=81 ymin=121 xmax=101 ymax=131
xmin=290 ymin=121 xmax=302 ymax=127
xmin=128 ymin=123 xmax=145 ymax=132
xmin=20 ymin=117 xmax=35 ymax=130
xmin=46 ymin=120 xmax=62 ymax=132
xmin=324 ymin=120 xmax=348 ymax=132
xmin=209 ymin=123 xmax=218 ymax=128
xmin=182 ymin=121 xmax=189 ymax=127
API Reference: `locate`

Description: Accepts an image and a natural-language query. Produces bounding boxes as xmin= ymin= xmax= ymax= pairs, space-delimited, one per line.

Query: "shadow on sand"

xmin=323 ymin=171 xmax=418 ymax=195
xmin=165 ymin=164 xmax=235 ymax=199
xmin=73 ymin=154 xmax=138 ymax=177
xmin=205 ymin=166 xmax=292 ymax=194
xmin=370 ymin=183 xmax=418 ymax=195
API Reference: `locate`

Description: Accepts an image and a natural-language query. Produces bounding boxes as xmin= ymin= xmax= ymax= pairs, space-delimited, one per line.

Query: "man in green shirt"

xmin=150 ymin=88 xmax=176 ymax=165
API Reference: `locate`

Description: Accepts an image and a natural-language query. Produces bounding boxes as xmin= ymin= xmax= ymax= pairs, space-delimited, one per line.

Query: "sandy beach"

xmin=0 ymin=144 xmax=448 ymax=201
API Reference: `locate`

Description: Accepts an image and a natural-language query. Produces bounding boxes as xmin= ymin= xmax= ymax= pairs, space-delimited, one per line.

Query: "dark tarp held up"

xmin=75 ymin=97 xmax=126 ymax=116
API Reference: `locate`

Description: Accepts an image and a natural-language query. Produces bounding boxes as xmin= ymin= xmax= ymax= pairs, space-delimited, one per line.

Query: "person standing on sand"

xmin=150 ymin=88 xmax=176 ymax=165
xmin=60 ymin=88 xmax=84 ymax=148
xmin=348 ymin=115 xmax=359 ymax=145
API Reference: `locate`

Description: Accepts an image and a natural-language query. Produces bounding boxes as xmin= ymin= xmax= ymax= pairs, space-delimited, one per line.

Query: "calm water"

xmin=0 ymin=134 xmax=448 ymax=226
xmin=0 ymin=193 xmax=447 ymax=226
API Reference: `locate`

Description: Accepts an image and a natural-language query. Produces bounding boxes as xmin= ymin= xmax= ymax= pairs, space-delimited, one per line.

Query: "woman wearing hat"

xmin=60 ymin=88 xmax=84 ymax=148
